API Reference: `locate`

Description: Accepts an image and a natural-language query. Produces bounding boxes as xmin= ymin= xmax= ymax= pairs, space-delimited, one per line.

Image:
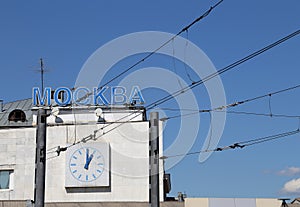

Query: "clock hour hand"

xmin=84 ymin=149 xmax=94 ymax=170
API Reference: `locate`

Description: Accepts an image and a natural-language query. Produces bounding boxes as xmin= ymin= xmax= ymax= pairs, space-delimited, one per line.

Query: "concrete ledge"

xmin=45 ymin=202 xmax=184 ymax=207
xmin=0 ymin=200 xmax=26 ymax=207
xmin=0 ymin=201 xmax=184 ymax=207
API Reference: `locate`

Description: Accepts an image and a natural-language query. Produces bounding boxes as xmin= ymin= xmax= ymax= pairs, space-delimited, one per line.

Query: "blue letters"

xmin=93 ymin=87 xmax=109 ymax=105
xmin=32 ymin=86 xmax=145 ymax=106
xmin=32 ymin=87 xmax=51 ymax=106
xmin=111 ymin=86 xmax=127 ymax=104
xmin=129 ymin=86 xmax=145 ymax=104
xmin=73 ymin=87 xmax=91 ymax=105
xmin=54 ymin=87 xmax=71 ymax=106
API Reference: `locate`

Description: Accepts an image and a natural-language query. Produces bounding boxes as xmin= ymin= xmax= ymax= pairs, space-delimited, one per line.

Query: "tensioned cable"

xmin=57 ymin=82 xmax=300 ymax=154
xmin=161 ymin=110 xmax=300 ymax=121
xmin=93 ymin=30 xmax=300 ymax=134
xmin=183 ymin=30 xmax=196 ymax=83
xmin=159 ymin=83 xmax=300 ymax=120
xmin=146 ymin=29 xmax=300 ymax=110
xmin=76 ymin=0 xmax=224 ymax=103
xmin=161 ymin=129 xmax=300 ymax=159
xmin=51 ymin=29 xmax=300 ymax=156
xmin=220 ymin=111 xmax=300 ymax=119
xmin=160 ymin=81 xmax=300 ymax=112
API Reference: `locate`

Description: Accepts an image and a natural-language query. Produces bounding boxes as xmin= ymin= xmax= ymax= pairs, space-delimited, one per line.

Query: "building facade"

xmin=0 ymin=99 xmax=167 ymax=203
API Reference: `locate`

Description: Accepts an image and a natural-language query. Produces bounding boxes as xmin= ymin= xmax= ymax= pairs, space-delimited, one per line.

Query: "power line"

xmin=161 ymin=110 xmax=300 ymax=121
xmin=96 ymin=37 xmax=300 ymax=133
xmin=159 ymin=83 xmax=300 ymax=120
xmin=97 ymin=0 xmax=223 ymax=89
xmin=52 ymin=29 xmax=300 ymax=156
xmin=242 ymin=84 xmax=300 ymax=103
xmin=161 ymin=129 xmax=300 ymax=159
xmin=76 ymin=0 xmax=224 ymax=103
xmin=239 ymin=130 xmax=299 ymax=146
xmin=220 ymin=111 xmax=300 ymax=119
xmin=146 ymin=29 xmax=300 ymax=110
xmin=53 ymin=81 xmax=300 ymax=155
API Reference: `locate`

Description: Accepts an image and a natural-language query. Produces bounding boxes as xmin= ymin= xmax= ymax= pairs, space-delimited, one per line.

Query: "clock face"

xmin=69 ymin=147 xmax=105 ymax=182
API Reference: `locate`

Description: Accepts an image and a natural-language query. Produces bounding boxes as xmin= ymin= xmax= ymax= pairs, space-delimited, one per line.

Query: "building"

xmin=0 ymin=98 xmax=297 ymax=207
xmin=288 ymin=198 xmax=300 ymax=207
xmin=184 ymin=198 xmax=283 ymax=207
xmin=0 ymin=98 xmax=177 ymax=206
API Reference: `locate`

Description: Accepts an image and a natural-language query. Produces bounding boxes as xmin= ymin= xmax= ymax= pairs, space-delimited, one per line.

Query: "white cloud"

xmin=282 ymin=178 xmax=300 ymax=193
xmin=278 ymin=167 xmax=300 ymax=176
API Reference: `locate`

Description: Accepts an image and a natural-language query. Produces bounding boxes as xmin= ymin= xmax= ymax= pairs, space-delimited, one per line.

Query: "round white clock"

xmin=69 ymin=147 xmax=105 ymax=182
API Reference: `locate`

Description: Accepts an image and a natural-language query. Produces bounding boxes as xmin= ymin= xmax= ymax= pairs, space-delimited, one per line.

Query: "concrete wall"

xmin=0 ymin=127 xmax=36 ymax=200
xmin=0 ymin=120 xmax=164 ymax=203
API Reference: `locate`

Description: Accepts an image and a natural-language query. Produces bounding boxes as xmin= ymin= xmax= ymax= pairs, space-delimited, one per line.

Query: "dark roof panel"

xmin=0 ymin=98 xmax=33 ymax=127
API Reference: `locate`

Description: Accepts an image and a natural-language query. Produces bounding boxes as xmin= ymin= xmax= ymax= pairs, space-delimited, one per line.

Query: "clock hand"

xmin=84 ymin=149 xmax=94 ymax=170
xmin=84 ymin=149 xmax=89 ymax=170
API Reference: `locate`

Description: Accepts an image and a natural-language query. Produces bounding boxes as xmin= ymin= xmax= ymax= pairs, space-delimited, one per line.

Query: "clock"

xmin=69 ymin=147 xmax=105 ymax=182
xmin=65 ymin=142 xmax=110 ymax=187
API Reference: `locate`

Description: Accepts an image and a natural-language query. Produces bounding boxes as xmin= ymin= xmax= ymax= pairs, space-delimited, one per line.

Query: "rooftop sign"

xmin=32 ymin=86 xmax=145 ymax=106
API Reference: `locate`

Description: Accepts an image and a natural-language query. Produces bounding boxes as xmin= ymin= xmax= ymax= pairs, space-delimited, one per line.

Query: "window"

xmin=0 ymin=170 xmax=12 ymax=189
xmin=8 ymin=109 xmax=26 ymax=122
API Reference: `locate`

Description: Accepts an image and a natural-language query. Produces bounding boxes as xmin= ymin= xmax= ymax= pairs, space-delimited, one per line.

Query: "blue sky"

xmin=0 ymin=0 xmax=300 ymax=198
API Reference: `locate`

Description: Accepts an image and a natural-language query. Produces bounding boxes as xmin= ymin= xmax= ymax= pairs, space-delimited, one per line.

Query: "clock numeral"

xmin=70 ymin=163 xmax=76 ymax=166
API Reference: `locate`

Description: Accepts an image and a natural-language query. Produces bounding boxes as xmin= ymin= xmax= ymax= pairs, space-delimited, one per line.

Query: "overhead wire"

xmin=146 ymin=29 xmax=300 ymax=110
xmin=75 ymin=0 xmax=224 ymax=103
xmin=161 ymin=129 xmax=300 ymax=159
xmin=172 ymin=38 xmax=184 ymax=89
xmin=52 ymin=29 xmax=300 ymax=156
xmin=205 ymin=111 xmax=213 ymax=151
xmin=268 ymin=94 xmax=273 ymax=117
xmin=183 ymin=30 xmax=196 ymax=83
xmin=239 ymin=130 xmax=300 ymax=147
xmin=161 ymin=110 xmax=300 ymax=121
xmin=159 ymin=83 xmax=300 ymax=120
xmin=219 ymin=111 xmax=300 ymax=119
xmin=93 ymin=45 xmax=300 ymax=132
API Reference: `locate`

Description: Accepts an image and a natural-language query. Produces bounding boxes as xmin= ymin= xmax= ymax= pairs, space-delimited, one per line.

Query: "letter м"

xmin=32 ymin=87 xmax=51 ymax=106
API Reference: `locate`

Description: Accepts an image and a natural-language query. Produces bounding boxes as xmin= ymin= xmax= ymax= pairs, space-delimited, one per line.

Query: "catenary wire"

xmin=159 ymin=83 xmax=300 ymax=120
xmin=52 ymin=30 xmax=300 ymax=155
xmin=51 ymin=29 xmax=300 ymax=156
xmin=220 ymin=111 xmax=300 ymax=119
xmin=56 ymin=80 xmax=300 ymax=154
xmin=161 ymin=129 xmax=300 ymax=159
xmin=75 ymin=0 xmax=224 ymax=103
xmin=146 ymin=29 xmax=300 ymax=110
xmin=161 ymin=110 xmax=300 ymax=121
xmin=95 ymin=32 xmax=300 ymax=133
